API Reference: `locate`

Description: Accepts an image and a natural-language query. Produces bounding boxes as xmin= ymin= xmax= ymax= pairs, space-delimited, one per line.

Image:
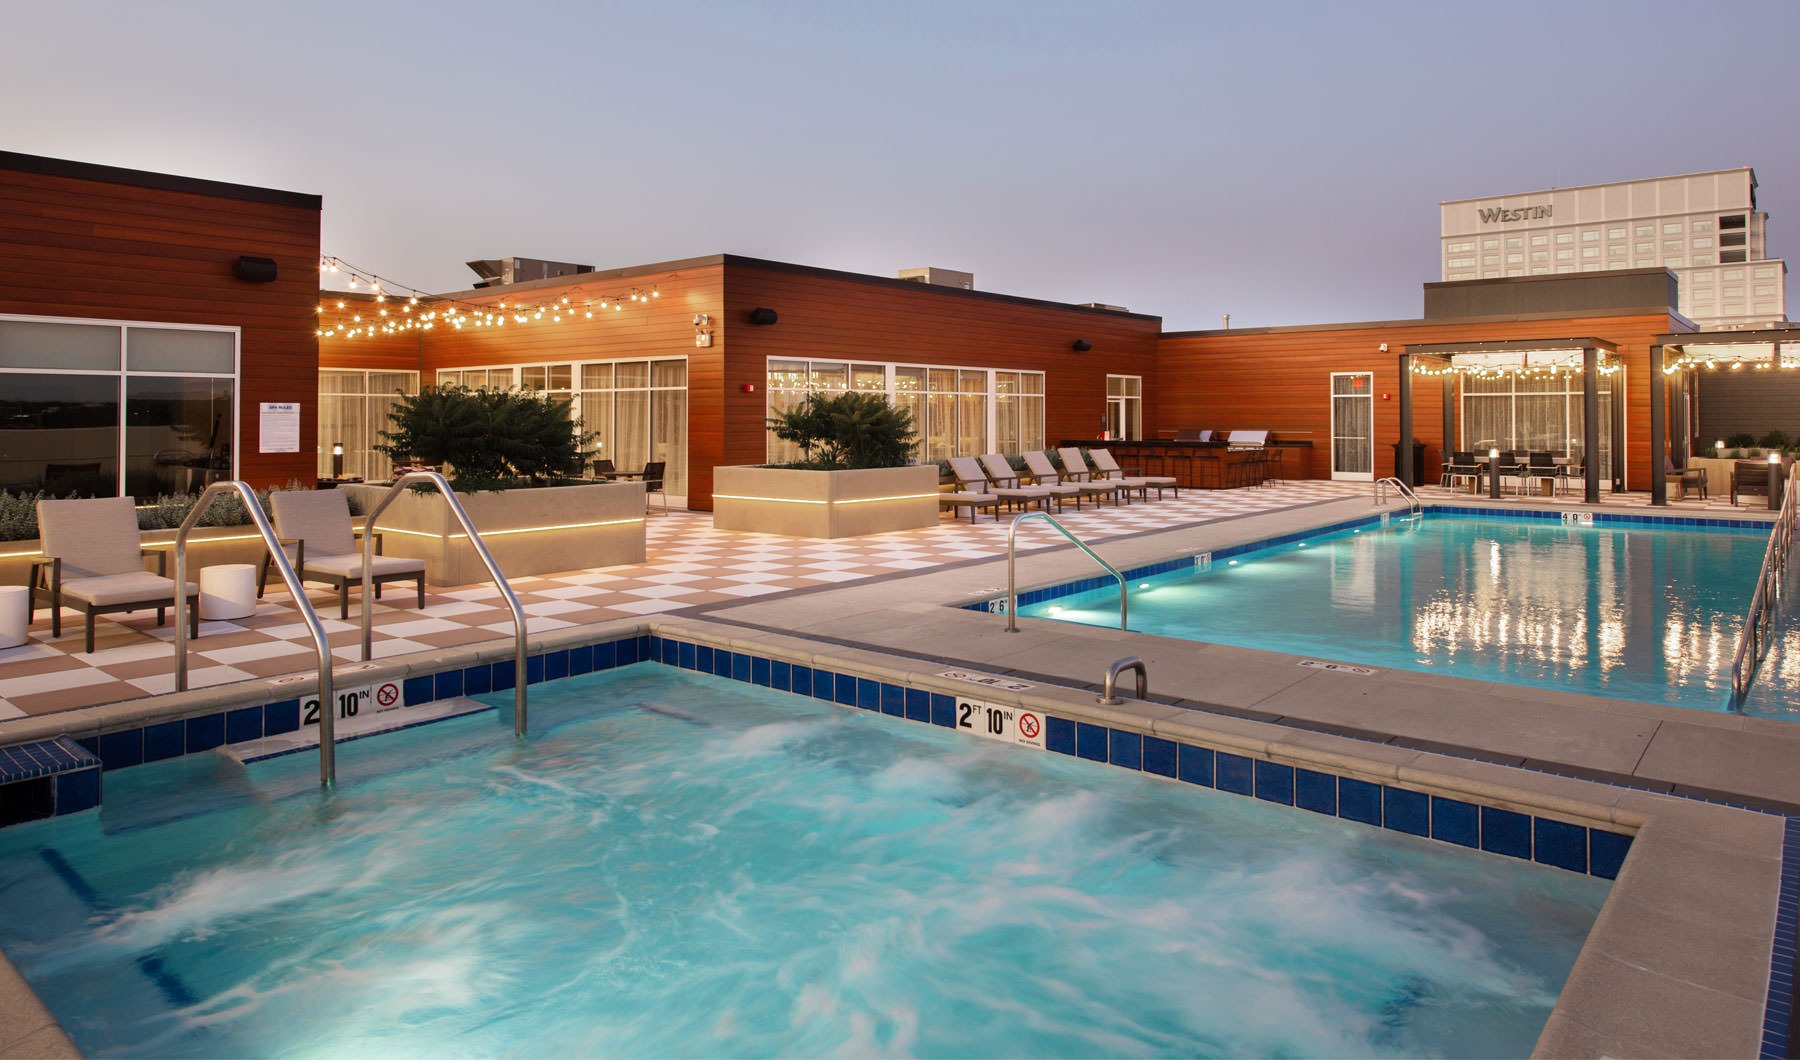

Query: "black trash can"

xmin=1391 ymin=441 xmax=1425 ymax=483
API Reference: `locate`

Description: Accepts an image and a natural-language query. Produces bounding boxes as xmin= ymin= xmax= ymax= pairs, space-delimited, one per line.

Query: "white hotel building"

xmin=1441 ymin=167 xmax=1788 ymax=328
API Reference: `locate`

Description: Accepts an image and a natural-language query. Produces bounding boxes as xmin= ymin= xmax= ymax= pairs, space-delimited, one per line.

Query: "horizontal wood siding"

xmin=1158 ymin=311 xmax=1679 ymax=488
xmin=0 ymin=165 xmax=321 ymax=488
xmin=721 ymin=263 xmax=1163 ymax=498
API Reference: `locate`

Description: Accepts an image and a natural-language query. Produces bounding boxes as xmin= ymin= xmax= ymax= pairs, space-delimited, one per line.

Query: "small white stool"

xmin=199 ymin=563 xmax=257 ymax=621
xmin=0 ymin=585 xmax=28 ymax=648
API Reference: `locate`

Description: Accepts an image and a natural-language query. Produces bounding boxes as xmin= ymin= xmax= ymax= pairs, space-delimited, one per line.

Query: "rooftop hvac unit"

xmin=897 ymin=267 xmax=973 ymax=290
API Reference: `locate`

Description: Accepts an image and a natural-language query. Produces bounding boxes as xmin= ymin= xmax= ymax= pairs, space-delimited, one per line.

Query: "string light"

xmin=315 ymin=256 xmax=664 ymax=340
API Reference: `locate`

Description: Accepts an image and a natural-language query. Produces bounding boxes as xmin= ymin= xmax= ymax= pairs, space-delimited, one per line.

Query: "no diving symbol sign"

xmin=1017 ymin=713 xmax=1041 ymax=740
xmin=375 ymin=681 xmax=402 ymax=709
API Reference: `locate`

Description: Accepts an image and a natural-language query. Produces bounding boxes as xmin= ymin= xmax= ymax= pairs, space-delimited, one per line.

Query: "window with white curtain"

xmin=319 ymin=368 xmax=419 ymax=481
xmin=764 ymin=359 xmax=1041 ymax=463
xmin=1461 ymin=371 xmax=1614 ymax=479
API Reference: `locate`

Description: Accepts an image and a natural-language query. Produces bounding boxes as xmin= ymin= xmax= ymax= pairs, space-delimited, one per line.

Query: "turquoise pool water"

xmin=1020 ymin=514 xmax=1786 ymax=716
xmin=0 ymin=666 xmax=1607 ymax=1057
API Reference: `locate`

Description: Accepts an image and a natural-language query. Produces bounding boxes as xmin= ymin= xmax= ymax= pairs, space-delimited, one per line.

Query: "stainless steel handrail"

xmin=1004 ymin=510 xmax=1126 ymax=633
xmin=174 ymin=482 xmax=338 ymax=787
xmin=360 ymin=472 xmax=529 ymax=737
xmin=1730 ymin=461 xmax=1799 ymax=706
xmin=1373 ymin=476 xmax=1421 ymax=515
xmin=1099 ymin=657 xmax=1148 ymax=705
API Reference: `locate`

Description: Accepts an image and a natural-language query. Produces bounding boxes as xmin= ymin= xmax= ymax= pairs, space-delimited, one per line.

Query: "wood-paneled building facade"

xmin=6 ymin=151 xmax=1725 ymax=516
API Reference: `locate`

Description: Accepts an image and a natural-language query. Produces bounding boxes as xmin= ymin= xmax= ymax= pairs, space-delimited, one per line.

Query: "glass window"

xmin=133 ymin=394 xmax=223 ymax=496
xmin=126 ymin=328 xmax=235 ymax=374
xmin=1555 ymin=249 xmax=1573 ymax=261
xmin=1692 ymin=237 xmax=1713 ymax=249
xmin=1506 ymin=253 xmax=1523 ymax=264
xmin=1447 ymin=241 xmax=1474 ymax=253
xmin=1663 ymin=222 xmax=1682 ymax=234
xmin=1581 ymin=247 xmax=1599 ymax=259
xmin=851 ymin=365 xmax=885 ymax=391
xmin=0 ymin=315 xmax=237 ymax=498
xmin=1530 ymin=235 xmax=1548 ymax=246
xmin=1636 ymin=242 xmax=1653 ymax=255
xmin=1636 ymin=225 xmax=1654 ymax=237
xmin=1581 ymin=231 xmax=1599 ymax=242
xmin=1506 ymin=237 xmax=1522 ymax=248
xmin=1691 ymin=219 xmax=1713 ymax=232
xmin=319 ymin=369 xmax=419 ymax=482
xmin=1556 ymin=233 xmax=1574 ymax=244
xmin=1531 ymin=251 xmax=1548 ymax=262
xmin=1608 ymin=245 xmax=1625 ymax=257
xmin=0 ymin=319 xmax=120 ymax=371
xmin=1608 ymin=228 xmax=1626 ymax=239
xmin=1481 ymin=238 xmax=1499 ymax=249
xmin=0 ymin=373 xmax=120 ymax=496
xmin=1663 ymin=240 xmax=1682 ymax=253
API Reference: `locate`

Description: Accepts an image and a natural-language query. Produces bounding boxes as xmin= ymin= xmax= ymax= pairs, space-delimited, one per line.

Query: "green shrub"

xmin=377 ymin=385 xmax=593 ymax=489
xmin=0 ymin=482 xmax=315 ymax=541
xmin=766 ymin=391 xmax=918 ymax=470
xmin=1759 ymin=430 xmax=1790 ymax=450
xmin=1727 ymin=432 xmax=1757 ymax=449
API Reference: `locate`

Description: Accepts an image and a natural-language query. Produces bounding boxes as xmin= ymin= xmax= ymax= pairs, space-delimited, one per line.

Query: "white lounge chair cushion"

xmin=57 ymin=572 xmax=195 ymax=608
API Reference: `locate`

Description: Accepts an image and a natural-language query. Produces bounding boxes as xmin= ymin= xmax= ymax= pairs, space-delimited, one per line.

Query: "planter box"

xmin=0 ymin=525 xmax=268 ymax=589
xmin=712 ymin=465 xmax=941 ymax=538
xmin=343 ymin=481 xmax=646 ymax=586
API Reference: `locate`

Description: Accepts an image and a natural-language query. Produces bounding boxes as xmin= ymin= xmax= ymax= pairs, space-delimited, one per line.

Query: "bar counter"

xmin=1059 ymin=439 xmax=1314 ymax=489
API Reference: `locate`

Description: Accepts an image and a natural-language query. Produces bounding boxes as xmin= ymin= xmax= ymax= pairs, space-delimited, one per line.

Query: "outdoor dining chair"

xmin=30 ymin=496 xmax=199 ymax=653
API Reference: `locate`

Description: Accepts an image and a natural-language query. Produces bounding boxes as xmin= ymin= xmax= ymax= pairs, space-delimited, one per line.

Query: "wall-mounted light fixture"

xmin=749 ymin=307 xmax=779 ymax=326
xmin=1072 ymin=339 xmax=1093 ymax=352
xmin=693 ymin=314 xmax=710 ymax=327
xmin=695 ymin=330 xmax=713 ymax=347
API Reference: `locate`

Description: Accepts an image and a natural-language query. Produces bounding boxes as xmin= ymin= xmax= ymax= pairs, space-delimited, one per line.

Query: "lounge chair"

xmin=980 ymin=453 xmax=1080 ymax=509
xmin=1087 ymin=448 xmax=1178 ymax=498
xmin=946 ymin=456 xmax=1060 ymax=513
xmin=1021 ymin=450 xmax=1119 ymax=508
xmin=938 ymin=490 xmax=1001 ymax=522
xmin=1731 ymin=460 xmax=1770 ymax=506
xmin=30 ymin=496 xmax=199 ymax=652
xmin=1055 ymin=447 xmax=1147 ymax=503
xmin=259 ymin=489 xmax=427 ymax=620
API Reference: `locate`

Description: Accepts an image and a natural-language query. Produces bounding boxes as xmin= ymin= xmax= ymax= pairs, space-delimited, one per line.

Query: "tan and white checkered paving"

xmin=0 ymin=477 xmax=1749 ymax=719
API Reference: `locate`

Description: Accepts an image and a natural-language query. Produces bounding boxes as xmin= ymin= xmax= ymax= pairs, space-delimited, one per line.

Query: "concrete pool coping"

xmin=1 ymin=495 xmax=1791 ymax=1057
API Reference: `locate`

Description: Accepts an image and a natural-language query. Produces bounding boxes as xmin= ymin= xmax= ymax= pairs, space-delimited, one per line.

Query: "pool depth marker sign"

xmin=955 ymin=696 xmax=1046 ymax=750
xmin=301 ymin=680 xmax=405 ymax=728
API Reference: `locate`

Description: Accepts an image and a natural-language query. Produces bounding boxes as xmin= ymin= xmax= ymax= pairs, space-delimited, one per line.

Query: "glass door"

xmin=1331 ymin=372 xmax=1374 ymax=480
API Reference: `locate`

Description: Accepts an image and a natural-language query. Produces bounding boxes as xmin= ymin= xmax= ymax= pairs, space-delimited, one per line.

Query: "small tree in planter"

xmin=766 ymin=391 xmax=918 ymax=469
xmin=377 ymin=385 xmax=593 ymax=489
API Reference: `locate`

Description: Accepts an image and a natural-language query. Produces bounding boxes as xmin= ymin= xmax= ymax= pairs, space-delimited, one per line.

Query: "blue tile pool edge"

xmin=963 ymin=505 xmax=1776 ymax=615
xmin=0 ymin=629 xmax=1634 ymax=886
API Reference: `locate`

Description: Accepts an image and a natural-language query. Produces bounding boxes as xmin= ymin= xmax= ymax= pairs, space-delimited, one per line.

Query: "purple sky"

xmin=6 ymin=0 xmax=1796 ymax=330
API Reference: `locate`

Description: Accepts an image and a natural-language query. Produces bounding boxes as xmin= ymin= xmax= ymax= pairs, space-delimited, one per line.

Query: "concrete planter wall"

xmin=712 ymin=465 xmax=941 ymax=538
xmin=1 ymin=525 xmax=267 ymax=588
xmin=343 ymin=481 xmax=646 ymax=586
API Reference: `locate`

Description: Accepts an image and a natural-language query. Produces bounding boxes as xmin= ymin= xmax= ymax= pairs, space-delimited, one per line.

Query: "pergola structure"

xmin=1397 ymin=338 xmax=1614 ymax=504
xmin=1652 ymin=325 xmax=1800 ymax=504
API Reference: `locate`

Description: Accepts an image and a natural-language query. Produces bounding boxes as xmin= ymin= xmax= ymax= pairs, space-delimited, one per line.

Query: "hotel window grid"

xmin=764 ymin=359 xmax=1043 ymax=464
xmin=0 ymin=315 xmax=237 ymax=499
xmin=436 ymin=358 xmax=689 ymax=495
xmin=319 ymin=369 xmax=419 ymax=482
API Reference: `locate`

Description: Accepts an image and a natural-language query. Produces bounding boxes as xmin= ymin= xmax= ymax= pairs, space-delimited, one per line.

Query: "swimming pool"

xmin=1017 ymin=511 xmax=1784 ymax=716
xmin=0 ymin=663 xmax=1609 ymax=1057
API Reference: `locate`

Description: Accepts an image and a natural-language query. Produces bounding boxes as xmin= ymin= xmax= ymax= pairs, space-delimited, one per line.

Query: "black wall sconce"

xmin=1072 ymin=339 xmax=1093 ymax=352
xmin=233 ymin=255 xmax=278 ymax=283
xmin=749 ymin=307 xmax=779 ymax=325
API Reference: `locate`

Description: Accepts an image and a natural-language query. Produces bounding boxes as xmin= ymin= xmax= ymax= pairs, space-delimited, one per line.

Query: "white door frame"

xmin=1330 ymin=371 xmax=1375 ymax=481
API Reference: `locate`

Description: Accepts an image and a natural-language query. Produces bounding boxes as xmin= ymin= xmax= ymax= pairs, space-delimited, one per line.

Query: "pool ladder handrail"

xmin=362 ymin=472 xmax=529 ymax=738
xmin=1004 ymin=510 xmax=1126 ymax=633
xmin=1730 ymin=460 xmax=1799 ymax=706
xmin=1373 ymin=477 xmax=1422 ymax=515
xmin=173 ymin=481 xmax=338 ymax=788
xmin=1098 ymin=657 xmax=1148 ymax=705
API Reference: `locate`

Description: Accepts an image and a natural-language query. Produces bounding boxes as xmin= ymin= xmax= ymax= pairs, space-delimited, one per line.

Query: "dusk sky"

xmin=6 ymin=0 xmax=1796 ymax=331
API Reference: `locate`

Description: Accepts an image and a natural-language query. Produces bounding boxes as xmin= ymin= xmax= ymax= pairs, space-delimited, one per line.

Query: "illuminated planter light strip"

xmin=710 ymin=493 xmax=941 ymax=506
xmin=378 ymin=517 xmax=646 ymax=541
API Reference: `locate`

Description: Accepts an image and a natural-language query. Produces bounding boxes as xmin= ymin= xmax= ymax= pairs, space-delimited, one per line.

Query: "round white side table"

xmin=0 ymin=585 xmax=28 ymax=648
xmin=199 ymin=563 xmax=258 ymax=621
